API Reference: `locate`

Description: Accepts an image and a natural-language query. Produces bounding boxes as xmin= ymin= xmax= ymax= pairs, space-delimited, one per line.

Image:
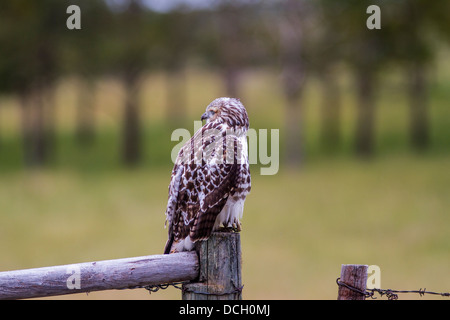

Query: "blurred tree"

xmin=157 ymin=9 xmax=194 ymax=126
xmin=60 ymin=0 xmax=113 ymax=145
xmin=0 ymin=0 xmax=67 ymax=166
xmin=277 ymin=0 xmax=309 ymax=165
xmin=335 ymin=0 xmax=395 ymax=157
xmin=337 ymin=0 xmax=450 ymax=156
xmin=393 ymin=0 xmax=450 ymax=152
xmin=403 ymin=1 xmax=431 ymax=152
xmin=215 ymin=1 xmax=245 ymax=98
xmin=201 ymin=0 xmax=265 ymax=98
xmin=103 ymin=0 xmax=157 ymax=166
xmin=312 ymin=1 xmax=348 ymax=154
xmin=318 ymin=70 xmax=342 ymax=154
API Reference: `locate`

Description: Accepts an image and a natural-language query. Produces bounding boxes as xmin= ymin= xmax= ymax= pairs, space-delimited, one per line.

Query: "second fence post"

xmin=337 ymin=264 xmax=368 ymax=300
xmin=182 ymin=232 xmax=242 ymax=300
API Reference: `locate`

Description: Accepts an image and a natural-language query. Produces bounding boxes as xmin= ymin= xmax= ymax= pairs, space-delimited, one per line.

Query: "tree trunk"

xmin=19 ymin=92 xmax=31 ymax=166
xmin=279 ymin=0 xmax=306 ymax=166
xmin=31 ymin=88 xmax=47 ymax=166
xmin=122 ymin=75 xmax=141 ymax=167
xmin=19 ymin=86 xmax=52 ymax=167
xmin=223 ymin=66 xmax=240 ymax=98
xmin=76 ymin=78 xmax=96 ymax=145
xmin=320 ymin=70 xmax=341 ymax=153
xmin=0 ymin=103 xmax=2 ymax=151
xmin=408 ymin=62 xmax=429 ymax=151
xmin=355 ymin=70 xmax=376 ymax=157
xmin=284 ymin=93 xmax=303 ymax=166
xmin=166 ymin=68 xmax=186 ymax=127
xmin=281 ymin=61 xmax=305 ymax=166
xmin=218 ymin=4 xmax=242 ymax=99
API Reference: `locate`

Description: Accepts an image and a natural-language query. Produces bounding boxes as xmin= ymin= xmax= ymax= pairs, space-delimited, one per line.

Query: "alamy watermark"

xmin=66 ymin=4 xmax=381 ymax=31
xmin=366 ymin=5 xmax=381 ymax=30
xmin=66 ymin=5 xmax=81 ymax=30
xmin=367 ymin=265 xmax=381 ymax=289
xmin=66 ymin=265 xmax=81 ymax=290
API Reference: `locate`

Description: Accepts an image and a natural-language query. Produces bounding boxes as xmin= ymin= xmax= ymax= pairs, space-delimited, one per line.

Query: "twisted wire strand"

xmin=337 ymin=278 xmax=450 ymax=300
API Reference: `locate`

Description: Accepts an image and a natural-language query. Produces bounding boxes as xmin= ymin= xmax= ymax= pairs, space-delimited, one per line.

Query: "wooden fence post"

xmin=182 ymin=232 xmax=242 ymax=300
xmin=337 ymin=264 xmax=368 ymax=300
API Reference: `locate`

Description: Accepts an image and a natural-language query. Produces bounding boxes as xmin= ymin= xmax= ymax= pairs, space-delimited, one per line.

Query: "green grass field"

xmin=0 ymin=155 xmax=449 ymax=299
xmin=0 ymin=63 xmax=449 ymax=299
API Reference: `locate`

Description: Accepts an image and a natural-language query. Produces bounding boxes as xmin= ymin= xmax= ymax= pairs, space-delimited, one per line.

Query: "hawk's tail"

xmin=163 ymin=235 xmax=174 ymax=254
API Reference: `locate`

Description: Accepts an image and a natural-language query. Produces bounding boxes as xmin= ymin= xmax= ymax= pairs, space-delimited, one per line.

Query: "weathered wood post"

xmin=182 ymin=232 xmax=242 ymax=300
xmin=337 ymin=264 xmax=368 ymax=300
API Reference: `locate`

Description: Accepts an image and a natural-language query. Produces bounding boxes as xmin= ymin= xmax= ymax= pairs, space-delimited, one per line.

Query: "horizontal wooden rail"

xmin=0 ymin=251 xmax=198 ymax=300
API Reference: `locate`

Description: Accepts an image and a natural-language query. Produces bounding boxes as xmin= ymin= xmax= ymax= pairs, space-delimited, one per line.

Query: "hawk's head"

xmin=201 ymin=97 xmax=249 ymax=130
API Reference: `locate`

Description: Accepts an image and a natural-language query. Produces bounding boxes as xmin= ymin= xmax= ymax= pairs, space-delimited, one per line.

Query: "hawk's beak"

xmin=201 ymin=112 xmax=208 ymax=121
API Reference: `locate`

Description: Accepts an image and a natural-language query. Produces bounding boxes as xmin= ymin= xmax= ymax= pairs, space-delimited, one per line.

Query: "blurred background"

xmin=0 ymin=0 xmax=449 ymax=299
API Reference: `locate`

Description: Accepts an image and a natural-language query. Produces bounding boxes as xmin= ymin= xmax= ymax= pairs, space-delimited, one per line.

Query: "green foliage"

xmin=0 ymin=0 xmax=69 ymax=92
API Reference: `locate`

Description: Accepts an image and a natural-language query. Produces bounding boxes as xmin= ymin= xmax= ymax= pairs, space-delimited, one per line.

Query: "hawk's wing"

xmin=189 ymin=162 xmax=238 ymax=241
xmin=163 ymin=163 xmax=183 ymax=254
xmin=164 ymin=123 xmax=241 ymax=253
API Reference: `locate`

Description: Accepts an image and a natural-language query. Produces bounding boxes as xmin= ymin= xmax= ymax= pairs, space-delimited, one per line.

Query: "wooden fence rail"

xmin=0 ymin=232 xmax=242 ymax=300
xmin=0 ymin=252 xmax=198 ymax=300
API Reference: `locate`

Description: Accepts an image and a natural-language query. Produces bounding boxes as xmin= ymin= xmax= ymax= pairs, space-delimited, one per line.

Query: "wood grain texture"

xmin=182 ymin=232 xmax=242 ymax=300
xmin=337 ymin=264 xmax=368 ymax=300
xmin=0 ymin=252 xmax=198 ymax=300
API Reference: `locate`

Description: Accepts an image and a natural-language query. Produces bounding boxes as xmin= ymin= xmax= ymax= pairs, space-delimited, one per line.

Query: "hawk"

xmin=164 ymin=97 xmax=251 ymax=254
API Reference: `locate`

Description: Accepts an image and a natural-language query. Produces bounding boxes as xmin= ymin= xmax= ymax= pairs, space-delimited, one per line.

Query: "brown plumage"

xmin=164 ymin=97 xmax=251 ymax=254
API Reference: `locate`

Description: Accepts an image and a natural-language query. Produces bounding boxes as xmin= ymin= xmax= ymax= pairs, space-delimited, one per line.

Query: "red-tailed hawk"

xmin=164 ymin=97 xmax=251 ymax=254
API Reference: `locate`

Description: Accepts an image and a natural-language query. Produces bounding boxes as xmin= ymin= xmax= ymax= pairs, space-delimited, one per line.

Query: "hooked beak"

xmin=201 ymin=112 xmax=208 ymax=121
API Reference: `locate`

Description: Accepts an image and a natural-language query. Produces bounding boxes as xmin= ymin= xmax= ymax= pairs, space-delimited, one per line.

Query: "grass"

xmin=243 ymin=155 xmax=450 ymax=299
xmin=0 ymin=155 xmax=449 ymax=299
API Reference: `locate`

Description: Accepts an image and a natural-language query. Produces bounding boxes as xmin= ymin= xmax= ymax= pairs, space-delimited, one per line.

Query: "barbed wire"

xmin=143 ymin=278 xmax=449 ymax=299
xmin=336 ymin=278 xmax=450 ymax=300
xmin=143 ymin=281 xmax=243 ymax=296
xmin=143 ymin=282 xmax=186 ymax=294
